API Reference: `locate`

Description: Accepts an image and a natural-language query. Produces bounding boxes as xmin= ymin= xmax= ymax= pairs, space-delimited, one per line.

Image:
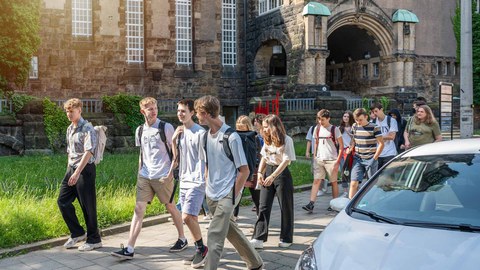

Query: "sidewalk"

xmin=0 ymin=189 xmax=337 ymax=270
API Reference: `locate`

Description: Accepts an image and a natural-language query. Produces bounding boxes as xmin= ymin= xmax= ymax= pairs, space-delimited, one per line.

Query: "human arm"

xmin=373 ymin=136 xmax=384 ymax=160
xmin=306 ymin=140 xmax=312 ymax=158
xmin=68 ymin=151 xmax=93 ymax=186
xmin=235 ymin=165 xmax=250 ymax=197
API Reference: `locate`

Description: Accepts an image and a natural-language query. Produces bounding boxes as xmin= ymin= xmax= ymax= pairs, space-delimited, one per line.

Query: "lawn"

xmin=0 ymin=153 xmax=312 ymax=249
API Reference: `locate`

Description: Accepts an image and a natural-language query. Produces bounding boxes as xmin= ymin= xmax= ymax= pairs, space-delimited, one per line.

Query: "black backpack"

xmin=203 ymin=127 xmax=257 ymax=204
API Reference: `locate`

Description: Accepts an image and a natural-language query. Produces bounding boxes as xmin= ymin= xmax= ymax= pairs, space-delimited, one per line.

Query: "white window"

xmin=373 ymin=62 xmax=379 ymax=78
xmin=126 ymin=0 xmax=144 ymax=63
xmin=259 ymin=0 xmax=283 ymax=15
xmin=176 ymin=0 xmax=192 ymax=65
xmin=29 ymin=56 xmax=38 ymax=79
xmin=222 ymin=0 xmax=237 ymax=66
xmin=445 ymin=62 xmax=450 ymax=76
xmin=362 ymin=64 xmax=369 ymax=78
xmin=72 ymin=0 xmax=92 ymax=37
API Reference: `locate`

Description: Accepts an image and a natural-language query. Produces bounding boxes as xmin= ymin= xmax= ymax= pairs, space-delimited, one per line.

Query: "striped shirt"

xmin=352 ymin=122 xmax=382 ymax=159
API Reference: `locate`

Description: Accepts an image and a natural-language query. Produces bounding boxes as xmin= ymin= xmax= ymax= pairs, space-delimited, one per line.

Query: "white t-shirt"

xmin=201 ymin=123 xmax=247 ymax=201
xmin=342 ymin=127 xmax=352 ymax=148
xmin=313 ymin=124 xmax=342 ymax=161
xmin=260 ymin=135 xmax=296 ymax=166
xmin=178 ymin=123 xmax=206 ymax=189
xmin=135 ymin=119 xmax=174 ymax=179
xmin=305 ymin=126 xmax=315 ymax=154
xmin=376 ymin=116 xmax=398 ymax=157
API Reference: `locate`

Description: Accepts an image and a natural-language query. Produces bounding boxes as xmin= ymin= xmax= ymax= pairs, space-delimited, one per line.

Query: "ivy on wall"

xmin=102 ymin=93 xmax=144 ymax=135
xmin=43 ymin=98 xmax=69 ymax=152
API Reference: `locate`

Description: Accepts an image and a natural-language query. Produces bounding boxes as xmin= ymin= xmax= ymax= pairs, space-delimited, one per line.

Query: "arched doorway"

xmin=253 ymin=39 xmax=287 ymax=79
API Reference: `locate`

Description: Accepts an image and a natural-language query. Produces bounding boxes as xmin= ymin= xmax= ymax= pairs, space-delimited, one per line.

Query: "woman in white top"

xmin=250 ymin=114 xmax=296 ymax=249
xmin=339 ymin=111 xmax=354 ymax=195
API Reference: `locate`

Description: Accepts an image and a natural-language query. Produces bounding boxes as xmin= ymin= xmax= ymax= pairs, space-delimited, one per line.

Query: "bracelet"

xmin=257 ymin=171 xmax=263 ymax=175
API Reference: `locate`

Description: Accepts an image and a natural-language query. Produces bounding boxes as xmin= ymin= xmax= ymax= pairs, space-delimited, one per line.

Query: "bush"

xmin=42 ymin=98 xmax=69 ymax=152
xmin=103 ymin=93 xmax=144 ymax=135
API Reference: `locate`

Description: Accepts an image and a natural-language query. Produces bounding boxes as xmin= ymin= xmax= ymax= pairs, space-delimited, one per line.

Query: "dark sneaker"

xmin=183 ymin=254 xmax=194 ymax=265
xmin=302 ymin=203 xmax=314 ymax=213
xmin=169 ymin=238 xmax=188 ymax=253
xmin=111 ymin=244 xmax=134 ymax=260
xmin=191 ymin=246 xmax=208 ymax=268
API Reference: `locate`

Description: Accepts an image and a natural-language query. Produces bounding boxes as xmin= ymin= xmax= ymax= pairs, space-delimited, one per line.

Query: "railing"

xmin=346 ymin=98 xmax=373 ymax=111
xmin=157 ymin=99 xmax=178 ymax=113
xmin=55 ymin=99 xmax=103 ymax=113
xmin=284 ymin=98 xmax=315 ymax=111
xmin=0 ymin=99 xmax=13 ymax=113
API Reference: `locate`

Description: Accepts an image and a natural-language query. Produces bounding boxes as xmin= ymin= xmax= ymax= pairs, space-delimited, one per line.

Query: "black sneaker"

xmin=169 ymin=238 xmax=188 ymax=253
xmin=302 ymin=203 xmax=314 ymax=213
xmin=111 ymin=244 xmax=134 ymax=260
xmin=191 ymin=246 xmax=208 ymax=268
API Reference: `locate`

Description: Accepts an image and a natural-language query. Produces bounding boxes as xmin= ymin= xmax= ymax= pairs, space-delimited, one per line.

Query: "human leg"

xmin=58 ymin=167 xmax=85 ymax=240
xmin=249 ymin=187 xmax=260 ymax=215
xmin=274 ymin=167 xmax=294 ymax=244
xmin=252 ymin=183 xmax=276 ymax=242
xmin=349 ymin=156 xmax=366 ymax=199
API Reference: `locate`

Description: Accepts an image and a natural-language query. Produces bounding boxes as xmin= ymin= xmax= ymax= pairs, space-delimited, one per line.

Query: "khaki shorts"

xmin=136 ymin=175 xmax=174 ymax=204
xmin=313 ymin=159 xmax=338 ymax=182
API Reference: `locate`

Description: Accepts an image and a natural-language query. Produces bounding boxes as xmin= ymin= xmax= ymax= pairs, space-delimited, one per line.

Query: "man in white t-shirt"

xmin=371 ymin=103 xmax=398 ymax=168
xmin=171 ymin=99 xmax=208 ymax=268
xmin=302 ymin=109 xmax=344 ymax=213
xmin=111 ymin=97 xmax=186 ymax=260
xmin=194 ymin=95 xmax=263 ymax=270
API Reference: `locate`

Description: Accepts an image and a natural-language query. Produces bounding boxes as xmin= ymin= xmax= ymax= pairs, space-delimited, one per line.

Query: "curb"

xmin=0 ymin=185 xmax=313 ymax=259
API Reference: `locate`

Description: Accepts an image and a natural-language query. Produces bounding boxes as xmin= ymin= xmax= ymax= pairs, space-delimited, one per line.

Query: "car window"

xmin=351 ymin=154 xmax=480 ymax=227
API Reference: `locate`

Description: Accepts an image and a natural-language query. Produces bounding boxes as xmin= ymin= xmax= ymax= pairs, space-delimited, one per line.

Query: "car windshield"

xmin=350 ymin=153 xmax=480 ymax=228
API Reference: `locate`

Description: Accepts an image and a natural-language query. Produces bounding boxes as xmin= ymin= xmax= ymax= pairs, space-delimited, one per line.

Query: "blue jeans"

xmin=351 ymin=156 xmax=378 ymax=182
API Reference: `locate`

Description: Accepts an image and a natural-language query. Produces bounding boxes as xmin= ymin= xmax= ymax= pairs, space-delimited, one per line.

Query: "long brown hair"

xmin=339 ymin=110 xmax=354 ymax=133
xmin=414 ymin=105 xmax=437 ymax=125
xmin=263 ymin=114 xmax=286 ymax=147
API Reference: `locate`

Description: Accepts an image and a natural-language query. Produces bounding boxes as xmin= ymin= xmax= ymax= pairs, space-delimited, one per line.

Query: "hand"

xmin=257 ymin=173 xmax=264 ymax=186
xmin=165 ymin=171 xmax=174 ymax=183
xmin=68 ymin=172 xmax=80 ymax=186
xmin=172 ymin=126 xmax=184 ymax=141
xmin=263 ymin=175 xmax=275 ymax=187
xmin=305 ymin=152 xmax=310 ymax=158
xmin=404 ymin=141 xmax=411 ymax=149
xmin=345 ymin=147 xmax=351 ymax=154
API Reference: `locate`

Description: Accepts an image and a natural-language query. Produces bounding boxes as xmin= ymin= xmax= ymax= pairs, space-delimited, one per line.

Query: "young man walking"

xmin=58 ymin=98 xmax=102 ymax=251
xmin=194 ymin=95 xmax=263 ymax=270
xmin=111 ymin=97 xmax=187 ymax=259
xmin=171 ymin=99 xmax=208 ymax=268
xmin=348 ymin=108 xmax=384 ymax=199
xmin=371 ymin=103 xmax=398 ymax=168
xmin=303 ymin=109 xmax=344 ymax=213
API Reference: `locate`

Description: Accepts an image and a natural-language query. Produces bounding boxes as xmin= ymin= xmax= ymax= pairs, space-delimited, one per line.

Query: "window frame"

xmin=258 ymin=0 xmax=283 ymax=15
xmin=29 ymin=56 xmax=38 ymax=79
xmin=72 ymin=0 xmax=92 ymax=37
xmin=176 ymin=0 xmax=192 ymax=65
xmin=222 ymin=0 xmax=237 ymax=66
xmin=126 ymin=0 xmax=144 ymax=64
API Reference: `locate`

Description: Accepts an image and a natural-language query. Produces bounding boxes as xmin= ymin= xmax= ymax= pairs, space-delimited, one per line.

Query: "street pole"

xmin=460 ymin=0 xmax=474 ymax=138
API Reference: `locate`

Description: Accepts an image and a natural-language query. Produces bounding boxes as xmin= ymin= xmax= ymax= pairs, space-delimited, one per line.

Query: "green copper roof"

xmin=392 ymin=9 xmax=419 ymax=23
xmin=302 ymin=2 xmax=331 ymax=16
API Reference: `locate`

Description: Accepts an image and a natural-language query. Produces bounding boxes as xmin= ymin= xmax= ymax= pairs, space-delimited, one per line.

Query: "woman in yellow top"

xmin=404 ymin=105 xmax=442 ymax=149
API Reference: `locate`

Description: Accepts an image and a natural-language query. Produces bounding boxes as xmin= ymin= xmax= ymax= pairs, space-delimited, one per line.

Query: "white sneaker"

xmin=250 ymin=239 xmax=264 ymax=249
xmin=78 ymin=242 xmax=103 ymax=251
xmin=63 ymin=233 xmax=86 ymax=249
xmin=316 ymin=190 xmax=324 ymax=197
xmin=206 ymin=220 xmax=212 ymax=229
xmin=203 ymin=215 xmax=212 ymax=220
xmin=278 ymin=241 xmax=292 ymax=248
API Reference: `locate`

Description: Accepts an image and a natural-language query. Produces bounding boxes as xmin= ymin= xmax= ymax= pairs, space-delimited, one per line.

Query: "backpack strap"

xmin=330 ymin=125 xmax=337 ymax=146
xmin=222 ymin=128 xmax=236 ymax=205
xmin=158 ymin=120 xmax=173 ymax=162
xmin=138 ymin=125 xmax=144 ymax=168
xmin=387 ymin=115 xmax=391 ymax=129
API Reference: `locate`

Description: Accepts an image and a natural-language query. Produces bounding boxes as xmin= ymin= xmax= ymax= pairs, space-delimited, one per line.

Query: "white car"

xmin=296 ymin=139 xmax=480 ymax=270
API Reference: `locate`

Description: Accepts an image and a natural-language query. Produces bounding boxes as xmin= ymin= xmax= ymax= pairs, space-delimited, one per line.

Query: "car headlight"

xmin=295 ymin=246 xmax=317 ymax=270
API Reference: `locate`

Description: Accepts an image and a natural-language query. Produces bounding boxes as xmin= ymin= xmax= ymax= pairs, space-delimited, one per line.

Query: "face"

xmin=343 ymin=113 xmax=350 ymax=123
xmin=355 ymin=114 xmax=368 ymax=125
xmin=140 ymin=103 xmax=158 ymax=122
xmin=416 ymin=108 xmax=427 ymax=120
xmin=254 ymin=119 xmax=262 ymax=131
xmin=177 ymin=103 xmax=194 ymax=124
xmin=196 ymin=110 xmax=207 ymax=125
xmin=369 ymin=111 xmax=376 ymax=120
xmin=318 ymin=116 xmax=330 ymax=127
xmin=372 ymin=108 xmax=384 ymax=118
xmin=390 ymin=113 xmax=397 ymax=120
xmin=65 ymin=107 xmax=81 ymax=123
xmin=262 ymin=122 xmax=271 ymax=136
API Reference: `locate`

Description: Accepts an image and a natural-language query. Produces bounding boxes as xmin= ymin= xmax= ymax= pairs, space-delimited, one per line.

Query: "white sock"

xmin=180 ymin=237 xmax=187 ymax=243
xmin=127 ymin=245 xmax=134 ymax=253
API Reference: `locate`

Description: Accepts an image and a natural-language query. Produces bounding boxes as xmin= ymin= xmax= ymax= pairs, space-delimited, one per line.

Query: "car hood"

xmin=314 ymin=210 xmax=480 ymax=270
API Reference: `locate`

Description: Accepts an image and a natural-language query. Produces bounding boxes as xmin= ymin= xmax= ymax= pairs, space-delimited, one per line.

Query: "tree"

xmin=453 ymin=0 xmax=480 ymax=105
xmin=0 ymin=0 xmax=41 ymax=92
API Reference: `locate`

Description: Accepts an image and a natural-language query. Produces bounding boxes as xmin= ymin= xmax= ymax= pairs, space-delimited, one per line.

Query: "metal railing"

xmin=157 ymin=99 xmax=178 ymax=113
xmin=0 ymin=99 xmax=13 ymax=113
xmin=55 ymin=99 xmax=103 ymax=113
xmin=346 ymin=98 xmax=373 ymax=111
xmin=284 ymin=98 xmax=315 ymax=111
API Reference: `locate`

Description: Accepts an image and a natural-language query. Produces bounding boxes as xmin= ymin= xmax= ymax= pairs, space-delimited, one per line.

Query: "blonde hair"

xmin=139 ymin=97 xmax=157 ymax=109
xmin=263 ymin=114 xmax=286 ymax=147
xmin=236 ymin=115 xmax=254 ymax=131
xmin=64 ymin=98 xmax=82 ymax=110
xmin=414 ymin=105 xmax=437 ymax=125
xmin=194 ymin=95 xmax=220 ymax=118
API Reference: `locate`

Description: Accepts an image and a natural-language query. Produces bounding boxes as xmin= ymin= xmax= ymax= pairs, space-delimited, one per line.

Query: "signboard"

xmin=438 ymin=82 xmax=454 ymax=139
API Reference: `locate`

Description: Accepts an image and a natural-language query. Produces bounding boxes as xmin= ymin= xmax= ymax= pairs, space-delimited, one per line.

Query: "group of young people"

xmin=58 ymin=96 xmax=299 ymax=270
xmin=303 ymin=97 xmax=443 ymax=212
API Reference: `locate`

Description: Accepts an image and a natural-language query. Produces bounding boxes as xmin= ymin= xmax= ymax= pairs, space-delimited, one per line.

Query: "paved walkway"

xmin=0 ymin=190 xmax=337 ymax=270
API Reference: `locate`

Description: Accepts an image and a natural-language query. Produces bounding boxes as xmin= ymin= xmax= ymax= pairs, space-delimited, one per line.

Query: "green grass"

xmin=0 ymin=154 xmax=313 ymax=249
xmin=294 ymin=140 xmax=308 ymax=157
xmin=474 ymin=129 xmax=480 ymax=136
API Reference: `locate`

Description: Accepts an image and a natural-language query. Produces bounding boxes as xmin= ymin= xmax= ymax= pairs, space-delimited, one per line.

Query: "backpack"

xmin=315 ymin=125 xmax=338 ymax=152
xmin=203 ymin=127 xmax=257 ymax=204
xmin=373 ymin=115 xmax=400 ymax=150
xmin=93 ymin=125 xmax=107 ymax=165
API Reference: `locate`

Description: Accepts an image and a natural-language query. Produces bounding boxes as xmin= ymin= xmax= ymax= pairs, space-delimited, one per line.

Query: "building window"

xmin=373 ymin=62 xmax=379 ymax=78
xmin=336 ymin=68 xmax=343 ymax=82
xmin=445 ymin=62 xmax=450 ymax=76
xmin=176 ymin=0 xmax=192 ymax=65
xmin=29 ymin=56 xmax=38 ymax=79
xmin=362 ymin=64 xmax=369 ymax=78
xmin=222 ymin=0 xmax=237 ymax=66
xmin=126 ymin=0 xmax=144 ymax=63
xmin=328 ymin=69 xmax=334 ymax=83
xmin=72 ymin=0 xmax=92 ymax=37
xmin=453 ymin=62 xmax=457 ymax=76
xmin=259 ymin=0 xmax=283 ymax=15
xmin=436 ymin=61 xmax=442 ymax=75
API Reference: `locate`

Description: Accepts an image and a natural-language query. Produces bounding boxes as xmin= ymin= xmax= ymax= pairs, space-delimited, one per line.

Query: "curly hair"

xmin=414 ymin=105 xmax=437 ymax=125
xmin=263 ymin=114 xmax=286 ymax=147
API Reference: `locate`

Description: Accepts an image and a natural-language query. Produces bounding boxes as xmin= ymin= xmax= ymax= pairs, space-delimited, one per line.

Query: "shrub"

xmin=103 ymin=93 xmax=144 ymax=135
xmin=42 ymin=98 xmax=69 ymax=152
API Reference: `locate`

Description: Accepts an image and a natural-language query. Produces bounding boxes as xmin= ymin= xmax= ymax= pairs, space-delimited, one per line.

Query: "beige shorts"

xmin=313 ymin=159 xmax=338 ymax=182
xmin=136 ymin=175 xmax=174 ymax=204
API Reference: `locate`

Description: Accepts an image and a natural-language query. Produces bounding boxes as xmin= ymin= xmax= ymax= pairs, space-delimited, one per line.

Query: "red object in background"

xmin=254 ymin=92 xmax=280 ymax=115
